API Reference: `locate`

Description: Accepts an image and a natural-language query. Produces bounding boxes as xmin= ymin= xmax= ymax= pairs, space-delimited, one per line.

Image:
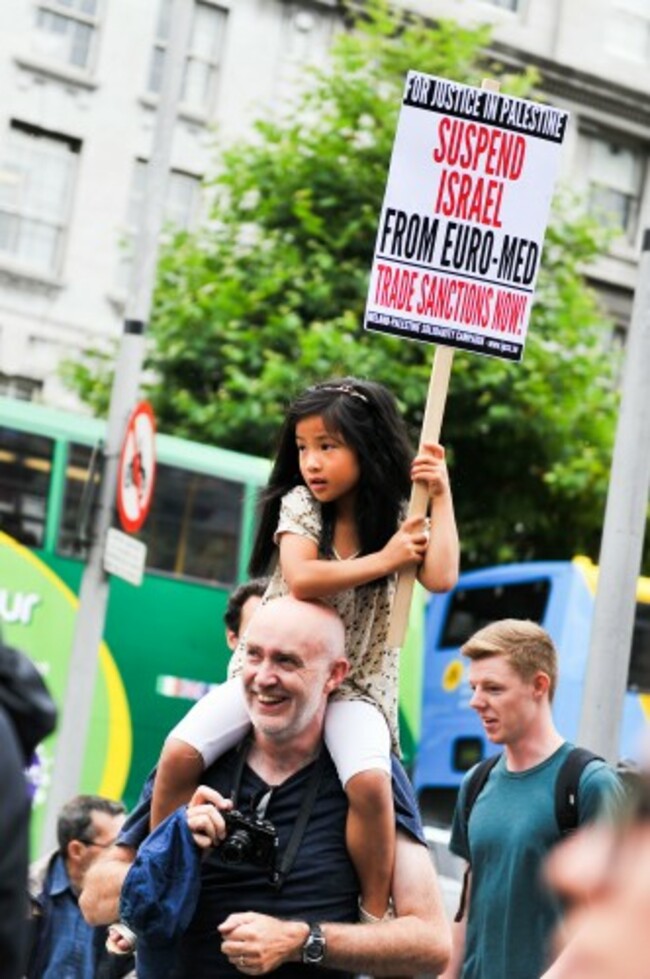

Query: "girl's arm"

xmin=280 ymin=518 xmax=429 ymax=600
xmin=411 ymin=442 xmax=460 ymax=593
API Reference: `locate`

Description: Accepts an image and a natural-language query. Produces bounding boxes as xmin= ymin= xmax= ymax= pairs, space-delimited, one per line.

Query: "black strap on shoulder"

xmin=554 ymin=746 xmax=603 ymax=837
xmin=229 ymin=734 xmax=326 ymax=891
xmin=455 ymin=753 xmax=500 ymax=924
xmin=271 ymin=752 xmax=325 ymax=891
xmin=463 ymin=753 xmax=501 ymax=831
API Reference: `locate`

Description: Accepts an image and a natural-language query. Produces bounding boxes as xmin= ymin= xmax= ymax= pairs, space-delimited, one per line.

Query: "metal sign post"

xmin=40 ymin=0 xmax=193 ymax=851
xmin=578 ymin=229 xmax=650 ymax=761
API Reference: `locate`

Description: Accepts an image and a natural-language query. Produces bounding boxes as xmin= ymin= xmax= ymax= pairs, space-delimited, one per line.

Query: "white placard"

xmin=364 ymin=73 xmax=569 ymax=362
xmin=104 ymin=528 xmax=147 ymax=586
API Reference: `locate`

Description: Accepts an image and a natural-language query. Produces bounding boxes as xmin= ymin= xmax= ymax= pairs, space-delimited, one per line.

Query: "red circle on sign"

xmin=117 ymin=402 xmax=157 ymax=533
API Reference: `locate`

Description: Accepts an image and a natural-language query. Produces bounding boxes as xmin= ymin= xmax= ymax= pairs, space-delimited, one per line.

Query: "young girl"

xmin=152 ymin=377 xmax=459 ymax=919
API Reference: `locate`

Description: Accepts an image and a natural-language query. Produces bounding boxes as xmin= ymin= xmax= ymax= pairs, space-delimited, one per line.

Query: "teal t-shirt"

xmin=449 ymin=742 xmax=624 ymax=979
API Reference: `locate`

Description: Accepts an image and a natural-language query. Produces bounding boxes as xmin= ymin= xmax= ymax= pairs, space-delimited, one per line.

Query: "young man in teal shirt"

xmin=441 ymin=619 xmax=624 ymax=979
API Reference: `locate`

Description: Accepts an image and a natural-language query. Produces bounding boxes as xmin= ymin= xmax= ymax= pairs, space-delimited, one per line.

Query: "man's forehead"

xmin=248 ymin=602 xmax=318 ymax=639
xmin=468 ymin=655 xmax=518 ymax=681
xmin=246 ymin=634 xmax=302 ymax=656
xmin=90 ymin=809 xmax=125 ymax=841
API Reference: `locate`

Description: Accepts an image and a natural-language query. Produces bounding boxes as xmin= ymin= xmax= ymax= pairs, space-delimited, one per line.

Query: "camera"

xmin=220 ymin=809 xmax=278 ymax=871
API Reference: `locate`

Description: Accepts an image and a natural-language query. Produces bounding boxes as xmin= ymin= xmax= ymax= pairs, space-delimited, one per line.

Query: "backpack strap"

xmin=463 ymin=753 xmax=501 ymax=835
xmin=554 ymin=746 xmax=603 ymax=837
xmin=454 ymin=753 xmax=501 ymax=924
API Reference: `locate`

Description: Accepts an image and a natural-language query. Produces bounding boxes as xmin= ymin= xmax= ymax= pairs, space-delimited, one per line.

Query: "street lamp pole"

xmin=40 ymin=0 xmax=194 ymax=850
xmin=578 ymin=229 xmax=650 ymax=761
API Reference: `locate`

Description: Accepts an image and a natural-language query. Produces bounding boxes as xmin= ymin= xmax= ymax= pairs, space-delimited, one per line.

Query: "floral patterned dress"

xmin=228 ymin=485 xmax=402 ymax=752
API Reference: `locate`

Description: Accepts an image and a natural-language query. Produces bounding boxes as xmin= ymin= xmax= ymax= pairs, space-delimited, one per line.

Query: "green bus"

xmin=0 ymin=396 xmax=427 ymax=828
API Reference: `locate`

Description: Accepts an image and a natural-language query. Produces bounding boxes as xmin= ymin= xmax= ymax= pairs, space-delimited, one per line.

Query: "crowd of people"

xmin=3 ymin=376 xmax=648 ymax=979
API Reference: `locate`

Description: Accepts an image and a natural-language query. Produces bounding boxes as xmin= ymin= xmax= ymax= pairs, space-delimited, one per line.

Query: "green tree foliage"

xmin=64 ymin=0 xmax=622 ymax=568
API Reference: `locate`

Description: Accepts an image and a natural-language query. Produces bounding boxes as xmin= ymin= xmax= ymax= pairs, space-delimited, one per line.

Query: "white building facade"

xmin=0 ymin=0 xmax=648 ymax=407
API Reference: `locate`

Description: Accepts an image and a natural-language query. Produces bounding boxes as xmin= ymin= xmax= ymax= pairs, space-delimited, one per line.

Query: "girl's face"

xmin=295 ymin=414 xmax=361 ymax=507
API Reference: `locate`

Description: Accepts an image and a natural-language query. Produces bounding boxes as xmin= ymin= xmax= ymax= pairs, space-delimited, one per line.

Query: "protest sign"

xmin=365 ymin=72 xmax=569 ymax=362
xmin=373 ymin=74 xmax=569 ymax=645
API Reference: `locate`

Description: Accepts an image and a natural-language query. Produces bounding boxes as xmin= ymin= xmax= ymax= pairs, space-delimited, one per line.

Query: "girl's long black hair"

xmin=248 ymin=377 xmax=413 ymax=576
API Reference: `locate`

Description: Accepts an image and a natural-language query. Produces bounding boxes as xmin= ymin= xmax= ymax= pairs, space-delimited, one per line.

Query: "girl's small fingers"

xmin=421 ymin=441 xmax=444 ymax=457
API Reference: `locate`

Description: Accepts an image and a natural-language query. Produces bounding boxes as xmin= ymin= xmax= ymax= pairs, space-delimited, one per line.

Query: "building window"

xmin=584 ymin=136 xmax=643 ymax=243
xmin=0 ymin=374 xmax=42 ymax=401
xmin=32 ymin=0 xmax=100 ymax=71
xmin=116 ymin=159 xmax=201 ymax=290
xmin=607 ymin=0 xmax=650 ymax=62
xmin=479 ymin=0 xmax=519 ymax=10
xmin=0 ymin=123 xmax=80 ymax=275
xmin=148 ymin=0 xmax=228 ymax=113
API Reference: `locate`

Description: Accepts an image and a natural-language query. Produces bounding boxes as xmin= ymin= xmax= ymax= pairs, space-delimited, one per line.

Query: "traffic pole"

xmin=40 ymin=0 xmax=194 ymax=851
xmin=578 ymin=229 xmax=650 ymax=762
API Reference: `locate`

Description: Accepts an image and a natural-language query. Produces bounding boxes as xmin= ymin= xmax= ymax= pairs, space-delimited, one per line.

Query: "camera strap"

xmin=230 ymin=735 xmax=327 ymax=891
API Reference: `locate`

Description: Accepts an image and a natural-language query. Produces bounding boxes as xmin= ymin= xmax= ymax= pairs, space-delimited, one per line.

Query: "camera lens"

xmin=220 ymin=829 xmax=251 ymax=865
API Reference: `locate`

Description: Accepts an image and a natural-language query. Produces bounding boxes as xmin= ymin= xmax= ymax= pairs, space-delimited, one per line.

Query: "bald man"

xmin=82 ymin=597 xmax=450 ymax=978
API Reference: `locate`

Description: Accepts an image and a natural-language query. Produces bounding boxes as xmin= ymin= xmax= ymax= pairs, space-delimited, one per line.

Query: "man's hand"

xmin=219 ymin=912 xmax=309 ymax=974
xmin=186 ymin=785 xmax=233 ymax=850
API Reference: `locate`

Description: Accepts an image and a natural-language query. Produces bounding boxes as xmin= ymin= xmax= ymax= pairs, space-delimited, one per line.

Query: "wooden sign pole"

xmin=387 ymin=78 xmax=500 ymax=649
xmin=387 ymin=345 xmax=454 ymax=646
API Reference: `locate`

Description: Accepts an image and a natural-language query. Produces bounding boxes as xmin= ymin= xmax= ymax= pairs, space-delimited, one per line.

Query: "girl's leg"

xmin=151 ymin=677 xmax=251 ymax=828
xmin=325 ymin=700 xmax=394 ymax=919
xmin=151 ymin=738 xmax=205 ymax=828
xmin=346 ymin=769 xmax=395 ymax=918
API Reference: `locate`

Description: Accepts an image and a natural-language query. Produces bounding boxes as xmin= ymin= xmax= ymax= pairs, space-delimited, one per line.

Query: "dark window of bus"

xmin=134 ymin=464 xmax=242 ymax=585
xmin=60 ymin=453 xmax=243 ymax=585
xmin=0 ymin=427 xmax=53 ymax=547
xmin=59 ymin=443 xmax=102 ymax=555
xmin=628 ymin=602 xmax=650 ymax=694
xmin=439 ymin=580 xmax=551 ymax=649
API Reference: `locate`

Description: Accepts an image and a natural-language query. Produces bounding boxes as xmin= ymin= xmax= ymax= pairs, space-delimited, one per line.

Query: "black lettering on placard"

xmin=439 ymin=222 xmax=495 ymax=275
xmin=496 ymin=235 xmax=539 ymax=285
xmin=378 ymin=208 xmax=439 ymax=262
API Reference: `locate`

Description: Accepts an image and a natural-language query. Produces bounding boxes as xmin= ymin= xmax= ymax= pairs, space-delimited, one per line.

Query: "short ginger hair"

xmin=461 ymin=618 xmax=558 ymax=700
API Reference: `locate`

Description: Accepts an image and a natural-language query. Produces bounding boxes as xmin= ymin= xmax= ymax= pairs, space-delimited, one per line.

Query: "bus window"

xmin=439 ymin=579 xmax=551 ymax=649
xmin=59 ymin=442 xmax=102 ymax=556
xmin=60 ymin=451 xmax=244 ymax=584
xmin=135 ymin=464 xmax=243 ymax=585
xmin=0 ymin=426 xmax=53 ymax=546
xmin=629 ymin=602 xmax=650 ymax=694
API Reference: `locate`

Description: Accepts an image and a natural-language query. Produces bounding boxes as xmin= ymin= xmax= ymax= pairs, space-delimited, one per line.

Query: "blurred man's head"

xmin=58 ymin=795 xmax=126 ymax=892
xmin=224 ymin=578 xmax=268 ymax=650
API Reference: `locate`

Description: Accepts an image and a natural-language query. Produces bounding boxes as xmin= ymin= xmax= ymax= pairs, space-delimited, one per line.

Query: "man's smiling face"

xmin=242 ymin=600 xmax=348 ymax=744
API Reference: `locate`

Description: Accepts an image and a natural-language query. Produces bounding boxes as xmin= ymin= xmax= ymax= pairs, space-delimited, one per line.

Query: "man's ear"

xmin=67 ymin=839 xmax=85 ymax=864
xmin=225 ymin=628 xmax=238 ymax=651
xmin=532 ymin=671 xmax=551 ymax=699
xmin=325 ymin=657 xmax=350 ymax=694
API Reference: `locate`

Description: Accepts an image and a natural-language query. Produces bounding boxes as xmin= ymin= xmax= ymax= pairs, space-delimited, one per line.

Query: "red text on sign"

xmin=432 ymin=118 xmax=527 ymax=178
xmin=434 ymin=170 xmax=504 ymax=227
xmin=374 ymin=263 xmax=418 ymax=312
